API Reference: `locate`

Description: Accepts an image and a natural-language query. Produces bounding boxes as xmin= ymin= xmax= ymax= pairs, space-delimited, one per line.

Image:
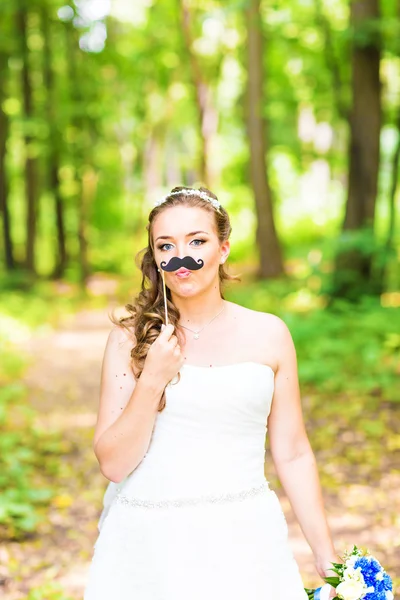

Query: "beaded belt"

xmin=114 ymin=480 xmax=270 ymax=509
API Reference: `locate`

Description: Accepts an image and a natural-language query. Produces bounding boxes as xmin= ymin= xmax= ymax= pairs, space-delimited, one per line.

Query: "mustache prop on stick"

xmin=161 ymin=256 xmax=204 ymax=271
xmin=159 ymin=256 xmax=205 ymax=325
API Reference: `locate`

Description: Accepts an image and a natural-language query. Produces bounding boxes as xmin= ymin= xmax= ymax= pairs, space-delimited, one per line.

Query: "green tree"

xmin=40 ymin=0 xmax=68 ymax=278
xmin=0 ymin=6 xmax=14 ymax=271
xmin=246 ymin=0 xmax=284 ymax=278
xmin=16 ymin=0 xmax=40 ymax=274
xmin=333 ymin=0 xmax=382 ymax=299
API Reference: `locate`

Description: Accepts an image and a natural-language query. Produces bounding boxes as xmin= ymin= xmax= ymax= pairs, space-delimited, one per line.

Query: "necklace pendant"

xmin=194 ymin=333 xmax=200 ymax=340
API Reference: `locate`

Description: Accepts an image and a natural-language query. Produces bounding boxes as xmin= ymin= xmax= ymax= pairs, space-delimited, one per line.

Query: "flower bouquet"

xmin=305 ymin=546 xmax=394 ymax=600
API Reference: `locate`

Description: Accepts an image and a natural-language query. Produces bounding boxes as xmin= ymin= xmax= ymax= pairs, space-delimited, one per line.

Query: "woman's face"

xmin=152 ymin=205 xmax=230 ymax=298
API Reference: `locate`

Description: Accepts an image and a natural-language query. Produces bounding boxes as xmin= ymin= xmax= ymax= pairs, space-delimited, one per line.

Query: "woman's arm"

xmin=93 ymin=326 xmax=166 ymax=483
xmin=267 ymin=316 xmax=337 ymax=577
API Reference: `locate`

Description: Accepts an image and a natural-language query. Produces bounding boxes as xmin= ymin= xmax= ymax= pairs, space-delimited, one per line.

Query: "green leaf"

xmin=324 ymin=576 xmax=341 ymax=586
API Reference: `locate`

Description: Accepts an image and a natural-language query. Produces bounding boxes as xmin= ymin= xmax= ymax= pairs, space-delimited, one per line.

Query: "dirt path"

xmin=3 ymin=309 xmax=111 ymax=599
xmin=3 ymin=308 xmax=399 ymax=598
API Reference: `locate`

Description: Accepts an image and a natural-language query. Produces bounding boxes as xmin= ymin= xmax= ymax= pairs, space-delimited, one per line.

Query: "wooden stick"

xmin=161 ymin=269 xmax=169 ymax=325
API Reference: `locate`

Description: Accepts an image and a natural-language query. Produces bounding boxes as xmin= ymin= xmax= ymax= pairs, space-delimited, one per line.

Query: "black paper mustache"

xmin=160 ymin=256 xmax=204 ymax=272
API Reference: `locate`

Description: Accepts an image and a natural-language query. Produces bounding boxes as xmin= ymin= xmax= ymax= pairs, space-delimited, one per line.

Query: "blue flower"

xmin=383 ymin=573 xmax=393 ymax=592
xmin=354 ymin=557 xmax=383 ymax=589
xmin=350 ymin=557 xmax=393 ymax=600
xmin=352 ymin=556 xmax=390 ymax=600
xmin=363 ymin=592 xmax=387 ymax=600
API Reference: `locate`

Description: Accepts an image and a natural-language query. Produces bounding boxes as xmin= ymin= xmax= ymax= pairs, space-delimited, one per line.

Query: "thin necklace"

xmin=179 ymin=304 xmax=225 ymax=340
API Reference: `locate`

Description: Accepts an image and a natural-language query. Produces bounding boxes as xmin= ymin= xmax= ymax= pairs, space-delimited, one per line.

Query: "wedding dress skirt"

xmin=84 ymin=362 xmax=308 ymax=599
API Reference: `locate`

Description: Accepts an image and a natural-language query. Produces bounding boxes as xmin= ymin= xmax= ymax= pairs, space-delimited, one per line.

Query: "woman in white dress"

xmin=84 ymin=186 xmax=336 ymax=600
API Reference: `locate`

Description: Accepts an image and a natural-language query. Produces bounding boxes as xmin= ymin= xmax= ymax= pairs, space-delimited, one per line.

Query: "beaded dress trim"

xmin=114 ymin=480 xmax=270 ymax=510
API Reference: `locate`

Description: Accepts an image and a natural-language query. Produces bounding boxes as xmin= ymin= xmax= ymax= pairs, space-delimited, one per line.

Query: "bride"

xmin=84 ymin=186 xmax=336 ymax=599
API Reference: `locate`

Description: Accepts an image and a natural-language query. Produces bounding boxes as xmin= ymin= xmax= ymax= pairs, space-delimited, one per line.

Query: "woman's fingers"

xmin=170 ymin=335 xmax=179 ymax=348
xmin=158 ymin=323 xmax=174 ymax=340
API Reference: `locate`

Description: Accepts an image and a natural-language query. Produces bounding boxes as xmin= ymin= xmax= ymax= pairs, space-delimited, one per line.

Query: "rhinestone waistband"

xmin=114 ymin=480 xmax=270 ymax=509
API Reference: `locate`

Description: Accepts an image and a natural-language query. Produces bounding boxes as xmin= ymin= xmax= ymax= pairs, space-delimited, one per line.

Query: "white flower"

xmin=336 ymin=579 xmax=367 ymax=600
xmin=346 ymin=556 xmax=358 ymax=568
xmin=385 ymin=591 xmax=394 ymax=600
xmin=376 ymin=572 xmax=384 ymax=581
xmin=343 ymin=567 xmax=364 ymax=583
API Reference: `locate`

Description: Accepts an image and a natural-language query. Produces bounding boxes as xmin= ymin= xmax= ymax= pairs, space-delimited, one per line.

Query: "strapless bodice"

xmin=120 ymin=362 xmax=275 ymax=499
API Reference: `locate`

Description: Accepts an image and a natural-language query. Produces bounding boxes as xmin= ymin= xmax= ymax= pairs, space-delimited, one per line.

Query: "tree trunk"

xmin=246 ymin=0 xmax=284 ymax=279
xmin=333 ymin=0 xmax=381 ymax=298
xmin=17 ymin=3 xmax=38 ymax=273
xmin=0 ymin=48 xmax=15 ymax=270
xmin=375 ymin=101 xmax=400 ymax=290
xmin=345 ymin=0 xmax=381 ymax=230
xmin=180 ymin=0 xmax=219 ymax=189
xmin=387 ymin=106 xmax=400 ymax=255
xmin=41 ymin=3 xmax=68 ymax=278
xmin=384 ymin=0 xmax=400 ymax=271
xmin=78 ymin=167 xmax=97 ymax=285
xmin=64 ymin=21 xmax=91 ymax=287
xmin=314 ymin=0 xmax=348 ymax=120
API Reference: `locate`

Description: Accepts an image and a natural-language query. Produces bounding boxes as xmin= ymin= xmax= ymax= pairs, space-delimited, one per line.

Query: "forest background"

xmin=0 ymin=0 xmax=399 ymax=598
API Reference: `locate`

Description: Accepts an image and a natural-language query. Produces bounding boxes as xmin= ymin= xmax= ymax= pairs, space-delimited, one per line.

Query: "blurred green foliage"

xmin=0 ymin=0 xmax=399 ymax=290
xmin=0 ymin=319 xmax=69 ymax=539
xmin=27 ymin=582 xmax=74 ymax=600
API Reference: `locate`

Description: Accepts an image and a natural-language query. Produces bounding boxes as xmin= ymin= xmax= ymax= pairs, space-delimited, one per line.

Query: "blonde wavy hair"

xmin=111 ymin=186 xmax=239 ymax=412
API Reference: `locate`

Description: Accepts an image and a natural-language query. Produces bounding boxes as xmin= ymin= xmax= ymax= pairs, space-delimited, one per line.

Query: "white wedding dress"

xmin=84 ymin=362 xmax=308 ymax=599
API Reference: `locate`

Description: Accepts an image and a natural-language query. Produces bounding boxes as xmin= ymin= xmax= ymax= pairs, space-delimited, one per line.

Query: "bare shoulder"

xmin=103 ymin=324 xmax=136 ymax=371
xmin=107 ymin=323 xmax=136 ymax=347
xmin=230 ymin=301 xmax=291 ymax=340
xmin=227 ymin=302 xmax=295 ymax=369
xmin=101 ymin=323 xmax=137 ymax=387
xmin=256 ymin=310 xmax=292 ymax=341
xmin=256 ymin=312 xmax=297 ymax=373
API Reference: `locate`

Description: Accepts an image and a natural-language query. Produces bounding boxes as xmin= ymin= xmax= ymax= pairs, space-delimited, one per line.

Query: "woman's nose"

xmin=175 ymin=244 xmax=191 ymax=258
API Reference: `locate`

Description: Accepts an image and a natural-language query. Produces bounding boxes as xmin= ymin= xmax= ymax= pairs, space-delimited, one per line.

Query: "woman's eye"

xmin=157 ymin=239 xmax=205 ymax=251
xmin=158 ymin=243 xmax=174 ymax=251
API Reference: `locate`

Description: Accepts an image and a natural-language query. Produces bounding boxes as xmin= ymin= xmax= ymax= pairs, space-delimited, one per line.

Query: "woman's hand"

xmin=315 ymin=556 xmax=339 ymax=599
xmin=142 ymin=324 xmax=184 ymax=388
xmin=315 ymin=558 xmax=335 ymax=580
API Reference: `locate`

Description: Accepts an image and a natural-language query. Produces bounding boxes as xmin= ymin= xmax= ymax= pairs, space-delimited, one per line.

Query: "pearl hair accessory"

xmin=154 ymin=189 xmax=222 ymax=212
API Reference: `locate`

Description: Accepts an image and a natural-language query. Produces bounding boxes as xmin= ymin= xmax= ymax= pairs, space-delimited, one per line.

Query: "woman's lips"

xmin=175 ymin=268 xmax=191 ymax=278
